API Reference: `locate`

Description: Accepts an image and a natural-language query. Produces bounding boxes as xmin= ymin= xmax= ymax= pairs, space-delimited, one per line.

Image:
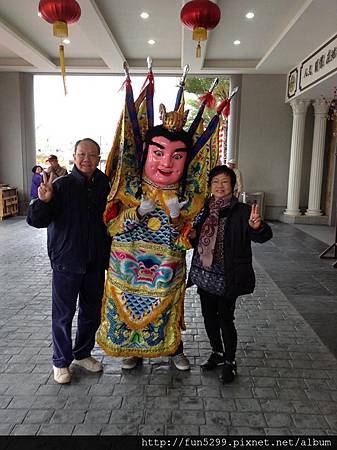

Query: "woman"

xmin=188 ymin=165 xmax=272 ymax=383
xmin=30 ymin=165 xmax=43 ymax=199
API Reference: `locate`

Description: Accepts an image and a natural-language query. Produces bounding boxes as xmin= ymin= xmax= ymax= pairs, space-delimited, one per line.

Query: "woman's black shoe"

xmin=221 ymin=360 xmax=237 ymax=383
xmin=200 ymin=352 xmax=224 ymax=371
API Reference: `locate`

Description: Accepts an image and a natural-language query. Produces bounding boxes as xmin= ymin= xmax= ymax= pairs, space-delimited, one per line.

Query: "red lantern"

xmin=38 ymin=0 xmax=81 ymax=94
xmin=181 ymin=0 xmax=221 ymax=57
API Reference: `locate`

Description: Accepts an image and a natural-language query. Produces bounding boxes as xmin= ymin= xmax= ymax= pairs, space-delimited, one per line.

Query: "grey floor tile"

xmin=138 ymin=424 xmax=165 ymax=435
xmin=84 ymin=409 xmax=111 ymax=424
xmin=72 ymin=424 xmax=102 ymax=435
xmin=166 ymin=425 xmax=199 ymax=435
xmin=11 ymin=424 xmax=40 ymax=435
xmin=38 ymin=424 xmax=74 ymax=435
xmin=101 ymin=424 xmax=138 ymax=435
xmin=0 ymin=409 xmax=28 ymax=423
xmin=23 ymin=409 xmax=54 ymax=424
xmin=144 ymin=409 xmax=171 ymax=424
xmin=230 ymin=412 xmax=267 ymax=428
xmin=172 ymin=410 xmax=205 ymax=425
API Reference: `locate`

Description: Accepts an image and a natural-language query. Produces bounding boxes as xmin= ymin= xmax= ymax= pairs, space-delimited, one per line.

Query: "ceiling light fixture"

xmin=140 ymin=12 xmax=150 ymax=19
xmin=148 ymin=39 xmax=156 ymax=45
xmin=38 ymin=12 xmax=42 ymax=17
xmin=233 ymin=40 xmax=241 ymax=45
xmin=63 ymin=38 xmax=71 ymax=44
xmin=245 ymin=11 xmax=254 ymax=19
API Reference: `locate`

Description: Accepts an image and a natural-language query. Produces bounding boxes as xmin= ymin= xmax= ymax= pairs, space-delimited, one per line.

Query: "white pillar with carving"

xmin=305 ymin=99 xmax=329 ymax=216
xmin=284 ymin=99 xmax=311 ymax=216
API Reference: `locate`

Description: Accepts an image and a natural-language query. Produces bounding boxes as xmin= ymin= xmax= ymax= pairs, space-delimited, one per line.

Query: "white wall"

xmin=238 ymin=75 xmax=293 ymax=220
xmin=0 ymin=73 xmax=35 ymax=212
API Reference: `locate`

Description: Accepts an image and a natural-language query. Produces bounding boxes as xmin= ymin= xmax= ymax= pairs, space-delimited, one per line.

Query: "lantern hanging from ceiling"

xmin=38 ymin=0 xmax=81 ymax=94
xmin=180 ymin=0 xmax=221 ymax=58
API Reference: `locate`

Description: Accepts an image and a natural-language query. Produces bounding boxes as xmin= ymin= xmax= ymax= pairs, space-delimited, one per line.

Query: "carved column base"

xmin=305 ymin=209 xmax=323 ymax=216
xmin=284 ymin=209 xmax=302 ymax=216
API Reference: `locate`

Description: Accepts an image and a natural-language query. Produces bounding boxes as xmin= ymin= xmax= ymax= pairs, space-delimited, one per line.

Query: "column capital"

xmin=290 ymin=99 xmax=311 ymax=115
xmin=312 ymin=98 xmax=330 ymax=116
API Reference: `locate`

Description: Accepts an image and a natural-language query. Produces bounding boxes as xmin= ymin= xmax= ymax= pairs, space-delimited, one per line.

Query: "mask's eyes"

xmin=153 ymin=149 xmax=163 ymax=157
xmin=172 ymin=153 xmax=183 ymax=160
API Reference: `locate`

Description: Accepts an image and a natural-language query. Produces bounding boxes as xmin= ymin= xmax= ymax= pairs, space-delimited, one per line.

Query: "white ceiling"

xmin=0 ymin=0 xmax=336 ymax=76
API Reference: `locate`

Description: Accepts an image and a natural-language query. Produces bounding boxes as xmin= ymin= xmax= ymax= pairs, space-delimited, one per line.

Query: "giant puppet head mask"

xmin=144 ymin=135 xmax=188 ymax=187
xmin=143 ymin=105 xmax=191 ymax=187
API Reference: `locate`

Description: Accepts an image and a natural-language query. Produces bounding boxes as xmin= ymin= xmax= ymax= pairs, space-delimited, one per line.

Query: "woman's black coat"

xmin=189 ymin=196 xmax=273 ymax=297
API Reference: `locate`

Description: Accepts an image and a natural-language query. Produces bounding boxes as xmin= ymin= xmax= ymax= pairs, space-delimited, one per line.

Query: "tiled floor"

xmin=0 ymin=217 xmax=337 ymax=436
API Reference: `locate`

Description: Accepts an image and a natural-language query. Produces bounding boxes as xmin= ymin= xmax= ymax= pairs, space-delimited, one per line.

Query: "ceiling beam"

xmin=77 ymin=0 xmax=125 ymax=72
xmin=256 ymin=0 xmax=314 ymax=70
xmin=0 ymin=17 xmax=55 ymax=70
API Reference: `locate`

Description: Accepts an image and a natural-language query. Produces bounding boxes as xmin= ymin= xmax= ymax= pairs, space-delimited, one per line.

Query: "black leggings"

xmin=198 ymin=289 xmax=237 ymax=361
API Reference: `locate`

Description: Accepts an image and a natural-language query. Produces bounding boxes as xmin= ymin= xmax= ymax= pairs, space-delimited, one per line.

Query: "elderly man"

xmin=45 ymin=154 xmax=68 ymax=179
xmin=227 ymin=158 xmax=243 ymax=198
xmin=27 ymin=138 xmax=111 ymax=384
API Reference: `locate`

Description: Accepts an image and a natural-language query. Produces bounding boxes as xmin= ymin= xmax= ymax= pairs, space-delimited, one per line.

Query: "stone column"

xmin=226 ymin=75 xmax=241 ymax=163
xmin=305 ymin=99 xmax=329 ymax=216
xmin=284 ymin=99 xmax=311 ymax=216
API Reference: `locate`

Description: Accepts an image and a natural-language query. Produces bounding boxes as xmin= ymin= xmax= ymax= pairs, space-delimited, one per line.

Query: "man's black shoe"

xmin=221 ymin=360 xmax=237 ymax=383
xmin=200 ymin=352 xmax=224 ymax=371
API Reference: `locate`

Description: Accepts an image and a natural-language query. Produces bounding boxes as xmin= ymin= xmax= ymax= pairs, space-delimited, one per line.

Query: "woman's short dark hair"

xmin=32 ymin=165 xmax=43 ymax=173
xmin=209 ymin=165 xmax=236 ymax=192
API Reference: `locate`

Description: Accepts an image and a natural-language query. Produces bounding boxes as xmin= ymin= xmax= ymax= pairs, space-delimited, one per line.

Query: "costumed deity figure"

xmin=97 ymin=59 xmax=234 ymax=365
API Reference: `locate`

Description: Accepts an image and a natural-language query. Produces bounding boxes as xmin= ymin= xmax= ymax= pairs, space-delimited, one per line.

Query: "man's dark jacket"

xmin=27 ymin=166 xmax=111 ymax=274
xmin=189 ymin=196 xmax=273 ymax=297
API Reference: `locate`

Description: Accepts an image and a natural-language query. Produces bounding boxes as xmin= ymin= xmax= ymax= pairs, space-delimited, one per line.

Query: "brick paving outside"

xmin=0 ymin=217 xmax=337 ymax=436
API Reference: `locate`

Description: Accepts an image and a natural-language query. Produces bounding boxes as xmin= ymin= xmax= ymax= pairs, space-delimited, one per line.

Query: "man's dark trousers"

xmin=52 ymin=268 xmax=105 ymax=368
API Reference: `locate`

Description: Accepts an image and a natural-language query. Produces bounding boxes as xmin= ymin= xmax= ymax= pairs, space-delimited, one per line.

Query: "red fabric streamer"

xmin=217 ymin=98 xmax=230 ymax=117
xmin=141 ymin=71 xmax=154 ymax=93
xmin=199 ymin=92 xmax=216 ymax=109
xmin=118 ymin=77 xmax=132 ymax=93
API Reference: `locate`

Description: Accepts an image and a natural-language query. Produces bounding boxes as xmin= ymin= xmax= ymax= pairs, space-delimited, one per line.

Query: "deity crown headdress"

xmin=159 ymin=103 xmax=189 ymax=133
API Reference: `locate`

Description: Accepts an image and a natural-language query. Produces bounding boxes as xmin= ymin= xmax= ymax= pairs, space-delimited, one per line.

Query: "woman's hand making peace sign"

xmin=38 ymin=172 xmax=55 ymax=203
xmin=248 ymin=202 xmax=262 ymax=230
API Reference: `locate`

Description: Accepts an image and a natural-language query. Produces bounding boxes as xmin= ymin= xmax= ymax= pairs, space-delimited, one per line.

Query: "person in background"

xmin=30 ymin=165 xmax=43 ymax=199
xmin=227 ymin=158 xmax=243 ymax=198
xmin=45 ymin=154 xmax=68 ymax=179
xmin=27 ymin=138 xmax=111 ymax=384
xmin=188 ymin=165 xmax=272 ymax=384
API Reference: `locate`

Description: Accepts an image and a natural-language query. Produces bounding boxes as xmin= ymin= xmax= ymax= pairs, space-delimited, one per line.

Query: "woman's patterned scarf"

xmin=198 ymin=194 xmax=232 ymax=268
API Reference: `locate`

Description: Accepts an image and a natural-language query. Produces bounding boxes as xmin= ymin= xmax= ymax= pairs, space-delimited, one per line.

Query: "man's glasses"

xmin=75 ymin=153 xmax=100 ymax=159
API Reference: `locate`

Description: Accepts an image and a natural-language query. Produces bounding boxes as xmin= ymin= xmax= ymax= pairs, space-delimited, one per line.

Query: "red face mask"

xmin=143 ymin=136 xmax=187 ymax=186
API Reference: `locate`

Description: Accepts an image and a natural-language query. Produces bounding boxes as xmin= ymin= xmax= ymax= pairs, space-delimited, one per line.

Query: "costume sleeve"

xmin=106 ymin=206 xmax=140 ymax=237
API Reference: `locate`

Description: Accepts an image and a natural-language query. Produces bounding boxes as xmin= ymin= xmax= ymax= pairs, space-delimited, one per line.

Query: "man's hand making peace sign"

xmin=248 ymin=202 xmax=262 ymax=230
xmin=38 ymin=172 xmax=55 ymax=203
